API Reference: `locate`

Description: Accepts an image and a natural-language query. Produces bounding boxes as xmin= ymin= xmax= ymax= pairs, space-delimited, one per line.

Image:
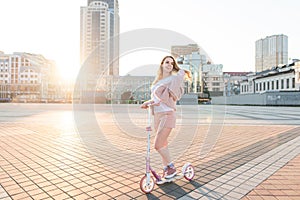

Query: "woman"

xmin=141 ymin=55 xmax=192 ymax=180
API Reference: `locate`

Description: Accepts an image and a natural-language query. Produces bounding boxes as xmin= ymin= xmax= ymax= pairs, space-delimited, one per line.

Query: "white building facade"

xmin=240 ymin=61 xmax=300 ymax=94
xmin=202 ymin=64 xmax=224 ymax=96
xmin=0 ymin=52 xmax=57 ymax=102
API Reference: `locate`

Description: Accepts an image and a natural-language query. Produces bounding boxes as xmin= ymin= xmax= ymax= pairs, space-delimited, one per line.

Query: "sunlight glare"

xmin=56 ymin=60 xmax=80 ymax=82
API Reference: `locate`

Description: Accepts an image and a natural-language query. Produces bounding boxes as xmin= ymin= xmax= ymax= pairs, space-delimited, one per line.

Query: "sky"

xmin=0 ymin=0 xmax=299 ymax=79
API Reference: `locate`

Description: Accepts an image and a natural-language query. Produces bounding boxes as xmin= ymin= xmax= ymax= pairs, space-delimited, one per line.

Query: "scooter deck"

xmin=156 ymin=173 xmax=184 ymax=185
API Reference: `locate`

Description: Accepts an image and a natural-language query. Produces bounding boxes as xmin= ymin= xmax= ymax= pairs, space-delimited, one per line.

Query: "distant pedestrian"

xmin=140 ymin=55 xmax=191 ymax=179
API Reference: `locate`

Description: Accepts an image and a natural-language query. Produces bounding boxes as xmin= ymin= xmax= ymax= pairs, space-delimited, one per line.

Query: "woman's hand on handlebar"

xmin=140 ymin=100 xmax=153 ymax=109
xmin=140 ymin=100 xmax=160 ymax=109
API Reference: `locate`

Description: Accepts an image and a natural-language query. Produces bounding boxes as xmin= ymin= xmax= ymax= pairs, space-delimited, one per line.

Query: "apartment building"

xmin=0 ymin=51 xmax=57 ymax=102
xmin=255 ymin=34 xmax=288 ymax=72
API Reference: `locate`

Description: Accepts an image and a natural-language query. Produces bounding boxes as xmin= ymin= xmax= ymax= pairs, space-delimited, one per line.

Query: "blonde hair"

xmin=152 ymin=56 xmax=192 ymax=86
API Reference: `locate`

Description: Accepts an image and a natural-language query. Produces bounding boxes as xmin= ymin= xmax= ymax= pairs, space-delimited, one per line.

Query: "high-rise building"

xmin=255 ymin=34 xmax=288 ymax=72
xmin=80 ymin=0 xmax=119 ymax=77
xmin=97 ymin=0 xmax=119 ymax=76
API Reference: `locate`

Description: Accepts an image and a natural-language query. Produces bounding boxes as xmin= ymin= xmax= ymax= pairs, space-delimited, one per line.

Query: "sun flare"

xmin=56 ymin=60 xmax=81 ymax=82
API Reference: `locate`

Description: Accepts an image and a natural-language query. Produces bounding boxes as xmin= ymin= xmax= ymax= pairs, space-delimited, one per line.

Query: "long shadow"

xmin=145 ymin=127 xmax=300 ymax=199
xmin=195 ymin=184 xmax=230 ymax=200
xmin=154 ymin=180 xmax=229 ymax=199
xmin=156 ymin=181 xmax=199 ymax=199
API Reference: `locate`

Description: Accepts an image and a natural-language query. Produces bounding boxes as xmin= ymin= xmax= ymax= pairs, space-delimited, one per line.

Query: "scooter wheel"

xmin=184 ymin=164 xmax=195 ymax=181
xmin=140 ymin=175 xmax=155 ymax=194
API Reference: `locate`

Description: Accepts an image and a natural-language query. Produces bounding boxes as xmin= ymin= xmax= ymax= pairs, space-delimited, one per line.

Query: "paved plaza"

xmin=0 ymin=103 xmax=300 ymax=200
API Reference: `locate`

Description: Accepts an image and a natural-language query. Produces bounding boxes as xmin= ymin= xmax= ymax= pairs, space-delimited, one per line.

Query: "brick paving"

xmin=243 ymin=154 xmax=300 ymax=200
xmin=0 ymin=104 xmax=300 ymax=199
xmin=180 ymin=127 xmax=300 ymax=200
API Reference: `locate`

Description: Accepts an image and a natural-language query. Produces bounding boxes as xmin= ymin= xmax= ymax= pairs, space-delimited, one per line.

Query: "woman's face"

xmin=161 ymin=57 xmax=174 ymax=74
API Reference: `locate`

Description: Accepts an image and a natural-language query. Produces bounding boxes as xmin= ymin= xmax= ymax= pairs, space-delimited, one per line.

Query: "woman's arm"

xmin=140 ymin=99 xmax=160 ymax=109
xmin=140 ymin=100 xmax=153 ymax=109
xmin=151 ymin=69 xmax=191 ymax=105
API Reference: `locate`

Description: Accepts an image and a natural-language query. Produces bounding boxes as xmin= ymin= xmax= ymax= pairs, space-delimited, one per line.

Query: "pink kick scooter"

xmin=139 ymin=104 xmax=195 ymax=194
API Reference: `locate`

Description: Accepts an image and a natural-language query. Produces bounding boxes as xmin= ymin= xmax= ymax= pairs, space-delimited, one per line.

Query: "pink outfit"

xmin=151 ymin=69 xmax=185 ymax=130
xmin=152 ymin=69 xmax=185 ymax=112
xmin=153 ymin=111 xmax=176 ymax=131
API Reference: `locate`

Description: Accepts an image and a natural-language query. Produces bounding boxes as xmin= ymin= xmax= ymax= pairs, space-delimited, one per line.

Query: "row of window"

xmin=20 ymin=80 xmax=38 ymax=84
xmin=241 ymin=77 xmax=296 ymax=93
xmin=20 ymin=74 xmax=38 ymax=78
xmin=212 ymin=83 xmax=220 ymax=86
xmin=0 ymin=80 xmax=38 ymax=84
xmin=1 ymin=74 xmax=38 ymax=78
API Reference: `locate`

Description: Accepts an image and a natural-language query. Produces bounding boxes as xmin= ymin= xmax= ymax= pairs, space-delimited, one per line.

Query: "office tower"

xmin=94 ymin=0 xmax=119 ymax=76
xmin=80 ymin=0 xmax=119 ymax=77
xmin=255 ymin=34 xmax=288 ymax=72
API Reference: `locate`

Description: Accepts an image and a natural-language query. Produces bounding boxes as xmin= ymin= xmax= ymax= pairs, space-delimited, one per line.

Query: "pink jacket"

xmin=152 ymin=69 xmax=185 ymax=112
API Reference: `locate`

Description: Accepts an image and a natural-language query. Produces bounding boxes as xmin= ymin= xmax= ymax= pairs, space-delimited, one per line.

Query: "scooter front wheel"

xmin=184 ymin=164 xmax=195 ymax=181
xmin=140 ymin=175 xmax=155 ymax=193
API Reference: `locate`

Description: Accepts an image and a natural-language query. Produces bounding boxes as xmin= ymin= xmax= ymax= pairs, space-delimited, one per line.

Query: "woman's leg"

xmin=154 ymin=127 xmax=172 ymax=166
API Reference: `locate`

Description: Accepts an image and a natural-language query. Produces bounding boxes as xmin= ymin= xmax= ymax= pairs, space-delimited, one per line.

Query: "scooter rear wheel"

xmin=140 ymin=175 xmax=155 ymax=193
xmin=184 ymin=164 xmax=195 ymax=181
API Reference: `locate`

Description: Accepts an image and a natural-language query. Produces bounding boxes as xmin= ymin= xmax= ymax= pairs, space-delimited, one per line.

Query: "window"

xmin=263 ymin=82 xmax=265 ymax=90
xmin=276 ymin=80 xmax=279 ymax=90
xmin=286 ymin=79 xmax=289 ymax=89
xmin=267 ymin=82 xmax=270 ymax=90
xmin=260 ymin=82 xmax=262 ymax=91
xmin=292 ymin=78 xmax=295 ymax=88
xmin=271 ymin=81 xmax=274 ymax=90
xmin=281 ymin=79 xmax=284 ymax=89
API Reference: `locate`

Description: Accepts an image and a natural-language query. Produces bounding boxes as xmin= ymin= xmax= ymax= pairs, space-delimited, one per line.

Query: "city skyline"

xmin=0 ymin=0 xmax=299 ymax=80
